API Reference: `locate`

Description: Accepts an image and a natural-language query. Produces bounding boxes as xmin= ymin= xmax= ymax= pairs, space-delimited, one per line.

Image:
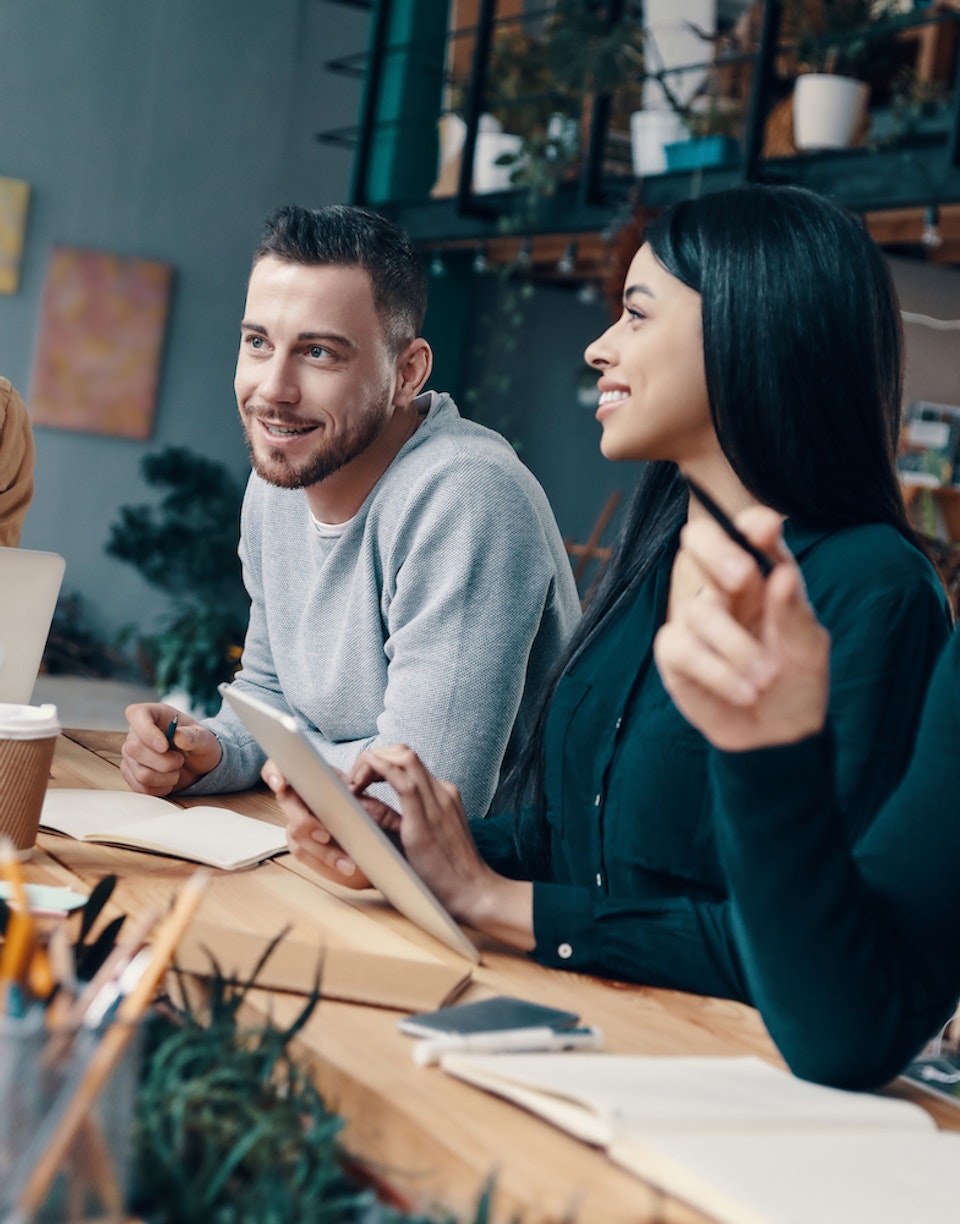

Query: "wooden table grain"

xmin=25 ymin=730 xmax=960 ymax=1224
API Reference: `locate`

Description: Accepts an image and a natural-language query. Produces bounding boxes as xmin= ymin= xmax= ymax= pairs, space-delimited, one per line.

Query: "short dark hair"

xmin=253 ymin=204 xmax=427 ymax=354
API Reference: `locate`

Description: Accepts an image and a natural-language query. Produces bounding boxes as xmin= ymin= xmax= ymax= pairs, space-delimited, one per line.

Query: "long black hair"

xmin=502 ymin=184 xmax=922 ymax=869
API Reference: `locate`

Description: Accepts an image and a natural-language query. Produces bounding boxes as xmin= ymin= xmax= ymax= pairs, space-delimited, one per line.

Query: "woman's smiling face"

xmin=584 ymin=243 xmax=713 ymax=467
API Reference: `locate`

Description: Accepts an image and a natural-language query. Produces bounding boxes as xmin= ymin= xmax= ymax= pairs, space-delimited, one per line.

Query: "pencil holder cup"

xmin=0 ymin=703 xmax=59 ymax=860
xmin=0 ymin=1014 xmax=143 ymax=1223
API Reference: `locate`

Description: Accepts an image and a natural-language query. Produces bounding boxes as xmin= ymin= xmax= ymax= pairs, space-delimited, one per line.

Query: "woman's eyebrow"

xmin=624 ymin=283 xmax=655 ymax=302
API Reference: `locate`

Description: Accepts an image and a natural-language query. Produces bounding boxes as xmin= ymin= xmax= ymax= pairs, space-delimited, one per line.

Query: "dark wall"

xmin=0 ymin=0 xmax=367 ymax=644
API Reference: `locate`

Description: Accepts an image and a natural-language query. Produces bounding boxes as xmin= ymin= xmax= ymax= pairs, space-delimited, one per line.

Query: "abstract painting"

xmin=0 ymin=178 xmax=30 ymax=294
xmin=30 ymin=246 xmax=173 ymax=439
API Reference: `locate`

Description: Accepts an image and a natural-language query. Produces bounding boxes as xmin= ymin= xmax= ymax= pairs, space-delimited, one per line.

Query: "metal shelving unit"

xmin=316 ymin=1 xmax=960 ymax=264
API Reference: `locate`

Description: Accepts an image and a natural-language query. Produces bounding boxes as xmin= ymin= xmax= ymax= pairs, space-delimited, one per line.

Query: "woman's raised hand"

xmin=654 ymin=507 xmax=831 ymax=752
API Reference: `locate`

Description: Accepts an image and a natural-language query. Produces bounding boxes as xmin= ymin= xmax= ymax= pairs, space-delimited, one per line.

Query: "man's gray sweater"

xmin=189 ymin=391 xmax=581 ymax=819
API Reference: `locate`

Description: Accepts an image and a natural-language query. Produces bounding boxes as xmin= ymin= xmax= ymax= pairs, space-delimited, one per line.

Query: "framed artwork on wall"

xmin=29 ymin=246 xmax=173 ymax=439
xmin=0 ymin=178 xmax=31 ymax=294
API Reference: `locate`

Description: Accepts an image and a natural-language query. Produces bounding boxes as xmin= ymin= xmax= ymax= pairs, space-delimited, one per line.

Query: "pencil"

xmin=164 ymin=714 xmax=179 ymax=747
xmin=685 ymin=478 xmax=777 ymax=579
xmin=0 ymin=837 xmax=36 ymax=1015
xmin=12 ymin=869 xmax=211 ymax=1217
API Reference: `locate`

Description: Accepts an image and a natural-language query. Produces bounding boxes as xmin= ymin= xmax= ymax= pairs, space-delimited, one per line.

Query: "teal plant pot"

xmin=664 ymin=135 xmax=739 ymax=171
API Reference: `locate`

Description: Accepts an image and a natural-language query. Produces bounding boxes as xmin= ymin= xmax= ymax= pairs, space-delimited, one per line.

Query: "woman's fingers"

xmin=674 ymin=586 xmax=780 ymax=697
xmin=261 ymin=759 xmax=370 ymax=887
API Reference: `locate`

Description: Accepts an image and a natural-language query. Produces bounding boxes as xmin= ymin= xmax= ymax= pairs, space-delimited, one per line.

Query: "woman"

xmin=270 ymin=184 xmax=951 ymax=1003
xmin=655 ymin=506 xmax=960 ymax=1090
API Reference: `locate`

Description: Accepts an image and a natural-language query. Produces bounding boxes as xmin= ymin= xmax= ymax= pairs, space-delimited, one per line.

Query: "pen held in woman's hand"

xmin=686 ymin=478 xmax=777 ymax=579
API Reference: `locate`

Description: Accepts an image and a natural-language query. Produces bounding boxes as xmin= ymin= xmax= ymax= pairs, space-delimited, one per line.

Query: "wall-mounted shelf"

xmin=320 ymin=0 xmax=960 ymax=267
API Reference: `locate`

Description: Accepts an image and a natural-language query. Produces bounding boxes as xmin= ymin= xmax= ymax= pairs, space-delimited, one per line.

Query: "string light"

xmin=577 ymin=282 xmax=599 ymax=306
xmin=920 ymin=205 xmax=943 ymax=251
xmin=515 ymin=239 xmax=532 ymax=271
xmin=429 ymin=250 xmax=446 ymax=278
xmin=472 ymin=244 xmax=489 ymax=274
xmin=555 ymin=241 xmax=576 ymax=276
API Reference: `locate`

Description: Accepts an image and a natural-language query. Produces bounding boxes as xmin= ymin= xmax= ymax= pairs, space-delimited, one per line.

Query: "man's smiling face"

xmin=234 ymin=256 xmax=398 ymax=490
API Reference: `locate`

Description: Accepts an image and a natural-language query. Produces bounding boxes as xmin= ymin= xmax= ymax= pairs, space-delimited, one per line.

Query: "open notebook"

xmin=0 ymin=547 xmax=65 ymax=703
xmin=439 ymin=1052 xmax=960 ymax=1224
xmin=40 ymin=789 xmax=287 ymax=871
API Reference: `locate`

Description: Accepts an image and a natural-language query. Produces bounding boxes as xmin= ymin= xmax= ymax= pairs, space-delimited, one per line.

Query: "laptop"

xmin=219 ymin=683 xmax=481 ymax=963
xmin=0 ymin=547 xmax=66 ymax=704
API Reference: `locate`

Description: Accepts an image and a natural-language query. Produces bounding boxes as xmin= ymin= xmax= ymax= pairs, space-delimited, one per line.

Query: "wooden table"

xmin=25 ymin=730 xmax=960 ymax=1224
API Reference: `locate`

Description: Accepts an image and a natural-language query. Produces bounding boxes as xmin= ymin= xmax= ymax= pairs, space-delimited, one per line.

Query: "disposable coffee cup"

xmin=0 ymin=702 xmax=59 ymax=860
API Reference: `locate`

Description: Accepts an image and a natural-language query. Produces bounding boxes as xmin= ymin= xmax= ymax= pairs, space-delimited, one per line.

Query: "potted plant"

xmin=630 ymin=19 xmax=745 ymax=177
xmin=661 ymin=60 xmax=744 ymax=171
xmin=434 ymin=23 xmax=557 ymax=197
xmin=789 ymin=0 xmax=907 ymax=150
xmin=436 ymin=2 xmax=645 ymax=198
xmin=105 ymin=446 xmax=249 ymax=716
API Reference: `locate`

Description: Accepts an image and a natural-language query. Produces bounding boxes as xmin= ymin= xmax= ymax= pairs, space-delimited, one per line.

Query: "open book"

xmin=440 ymin=1052 xmax=960 ymax=1224
xmin=40 ymin=789 xmax=287 ymax=871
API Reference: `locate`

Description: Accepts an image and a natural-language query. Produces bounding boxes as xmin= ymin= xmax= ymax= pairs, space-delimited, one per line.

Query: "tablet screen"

xmin=219 ymin=684 xmax=480 ymax=963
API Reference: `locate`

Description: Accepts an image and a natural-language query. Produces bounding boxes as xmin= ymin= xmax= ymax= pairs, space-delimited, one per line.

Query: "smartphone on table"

xmin=398 ymin=994 xmax=580 ymax=1039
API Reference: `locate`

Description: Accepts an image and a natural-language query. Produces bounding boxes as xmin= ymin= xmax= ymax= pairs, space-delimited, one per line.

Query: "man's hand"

xmin=120 ymin=703 xmax=222 ymax=795
xmin=654 ymin=507 xmax=831 ymax=752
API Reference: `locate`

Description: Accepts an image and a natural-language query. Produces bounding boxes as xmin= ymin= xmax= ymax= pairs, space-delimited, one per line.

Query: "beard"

xmin=242 ymin=403 xmax=387 ymax=490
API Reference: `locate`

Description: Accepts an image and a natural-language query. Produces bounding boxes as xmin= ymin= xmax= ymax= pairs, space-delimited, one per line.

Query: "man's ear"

xmin=393 ymin=338 xmax=433 ymax=406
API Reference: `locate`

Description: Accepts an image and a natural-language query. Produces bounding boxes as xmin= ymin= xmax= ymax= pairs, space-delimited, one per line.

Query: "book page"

xmin=439 ymin=1054 xmax=935 ymax=1145
xmin=99 ymin=807 xmax=286 ymax=870
xmin=608 ymin=1130 xmax=960 ymax=1224
xmin=41 ymin=788 xmax=175 ymax=839
xmin=40 ymin=788 xmax=287 ymax=870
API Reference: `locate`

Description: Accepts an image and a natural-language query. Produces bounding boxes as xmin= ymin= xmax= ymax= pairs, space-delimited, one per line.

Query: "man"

xmin=121 ymin=204 xmax=580 ymax=820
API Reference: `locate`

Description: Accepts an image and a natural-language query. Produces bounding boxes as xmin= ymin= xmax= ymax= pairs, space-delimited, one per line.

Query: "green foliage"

xmin=106 ymin=447 xmax=245 ymax=602
xmin=132 ymin=934 xmax=499 ymax=1223
xmin=542 ymin=0 xmax=645 ymax=98
xmin=105 ymin=446 xmax=249 ymax=714
xmin=42 ymin=591 xmax=135 ymax=678
xmin=146 ymin=605 xmax=244 ymax=716
xmin=789 ymin=0 xmax=912 ymax=80
xmin=453 ymin=2 xmax=644 ymax=148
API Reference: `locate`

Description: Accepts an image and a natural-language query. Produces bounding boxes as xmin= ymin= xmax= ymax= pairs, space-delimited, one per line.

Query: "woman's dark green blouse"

xmin=471 ymin=518 xmax=951 ymax=1002
xmin=711 ymin=628 xmax=960 ymax=1090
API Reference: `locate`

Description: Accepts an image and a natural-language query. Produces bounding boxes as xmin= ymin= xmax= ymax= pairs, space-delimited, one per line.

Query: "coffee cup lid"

xmin=0 ymin=702 xmax=60 ymax=739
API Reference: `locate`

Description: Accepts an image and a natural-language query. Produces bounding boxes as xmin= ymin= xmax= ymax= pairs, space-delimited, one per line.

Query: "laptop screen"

xmin=0 ymin=547 xmax=65 ymax=704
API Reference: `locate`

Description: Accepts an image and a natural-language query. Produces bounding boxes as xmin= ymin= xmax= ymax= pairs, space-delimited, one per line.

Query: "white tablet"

xmin=219 ymin=684 xmax=480 ymax=963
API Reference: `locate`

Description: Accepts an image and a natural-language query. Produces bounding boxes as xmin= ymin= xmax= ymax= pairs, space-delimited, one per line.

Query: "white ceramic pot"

xmin=630 ymin=110 xmax=688 ymax=176
xmin=434 ymin=114 xmax=524 ymax=195
xmin=473 ymin=115 xmax=524 ymax=193
xmin=793 ymin=74 xmax=870 ymax=150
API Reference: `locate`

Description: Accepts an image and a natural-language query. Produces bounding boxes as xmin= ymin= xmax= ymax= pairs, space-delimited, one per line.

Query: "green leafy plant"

xmin=451 ymin=1 xmax=645 ymax=196
xmin=105 ymin=446 xmax=249 ymax=714
xmin=132 ymin=934 xmax=498 ymax=1223
xmin=41 ymin=592 xmax=135 ymax=679
xmin=788 ymin=0 xmax=910 ymax=79
xmin=885 ymin=63 xmax=951 ymax=140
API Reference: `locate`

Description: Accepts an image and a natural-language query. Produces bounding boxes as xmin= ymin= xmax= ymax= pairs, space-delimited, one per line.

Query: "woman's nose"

xmin=584 ymin=326 xmax=615 ymax=370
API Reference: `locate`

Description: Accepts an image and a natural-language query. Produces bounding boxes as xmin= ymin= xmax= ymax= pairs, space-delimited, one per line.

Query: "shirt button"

xmin=558 ymin=942 xmax=573 ymax=960
xmin=594 ymin=794 xmax=602 ymax=807
xmin=596 ymin=873 xmax=603 ymax=888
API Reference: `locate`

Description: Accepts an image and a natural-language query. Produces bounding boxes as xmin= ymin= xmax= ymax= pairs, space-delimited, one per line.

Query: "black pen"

xmin=685 ymin=478 xmax=776 ymax=579
xmin=164 ymin=714 xmax=179 ymax=749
